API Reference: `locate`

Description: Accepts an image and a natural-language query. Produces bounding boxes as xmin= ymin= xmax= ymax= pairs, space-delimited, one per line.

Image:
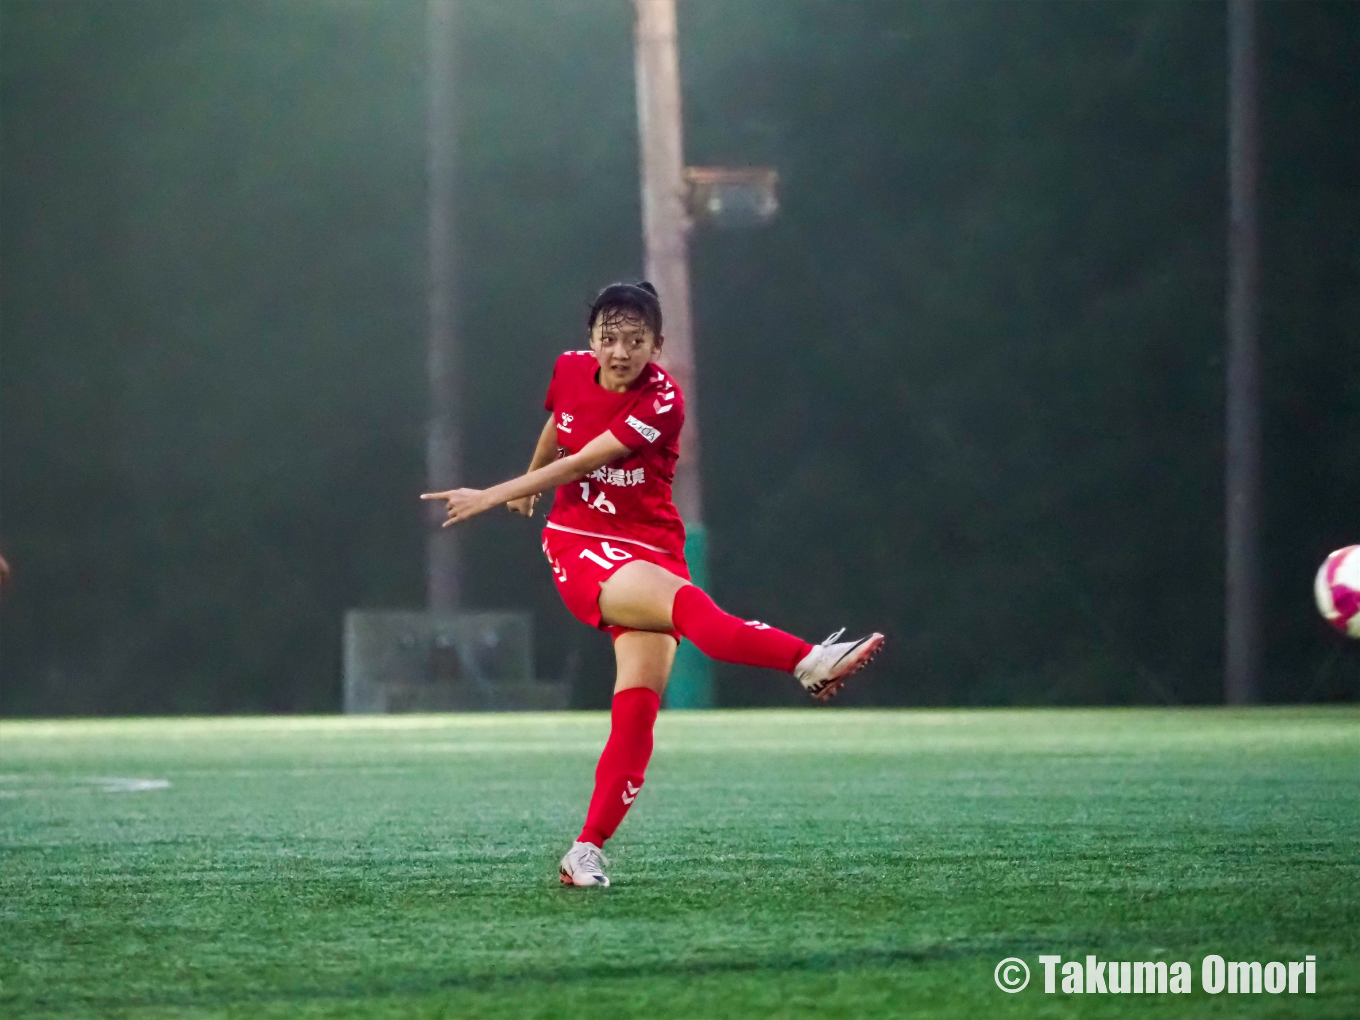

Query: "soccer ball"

xmin=1314 ymin=546 xmax=1360 ymax=638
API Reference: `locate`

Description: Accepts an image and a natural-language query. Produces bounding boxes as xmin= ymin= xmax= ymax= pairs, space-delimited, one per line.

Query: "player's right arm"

xmin=507 ymin=415 xmax=559 ymax=517
xmin=422 ymin=429 xmax=632 ymax=528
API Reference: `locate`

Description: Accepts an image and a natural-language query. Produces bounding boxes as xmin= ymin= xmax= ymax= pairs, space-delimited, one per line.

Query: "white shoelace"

xmin=820 ymin=627 xmax=846 ymax=646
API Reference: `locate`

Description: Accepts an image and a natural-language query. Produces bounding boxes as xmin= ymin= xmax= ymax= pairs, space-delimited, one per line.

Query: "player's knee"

xmin=612 ymin=631 xmax=676 ymax=694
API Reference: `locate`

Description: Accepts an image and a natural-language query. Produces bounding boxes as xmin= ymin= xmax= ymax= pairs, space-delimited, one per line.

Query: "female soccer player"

xmin=422 ymin=282 xmax=883 ymax=887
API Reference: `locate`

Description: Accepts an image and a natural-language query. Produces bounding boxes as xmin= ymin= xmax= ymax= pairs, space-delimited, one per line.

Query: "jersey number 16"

xmin=579 ymin=481 xmax=616 ymax=515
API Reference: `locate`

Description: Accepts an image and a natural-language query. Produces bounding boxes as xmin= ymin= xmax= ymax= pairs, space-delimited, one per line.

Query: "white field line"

xmin=95 ymin=777 xmax=171 ymax=793
xmin=0 ymin=776 xmax=172 ymax=796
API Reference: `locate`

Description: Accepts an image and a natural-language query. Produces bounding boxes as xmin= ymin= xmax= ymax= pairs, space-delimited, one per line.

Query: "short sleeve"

xmin=543 ymin=355 xmax=563 ymax=413
xmin=609 ymin=375 xmax=685 ymax=451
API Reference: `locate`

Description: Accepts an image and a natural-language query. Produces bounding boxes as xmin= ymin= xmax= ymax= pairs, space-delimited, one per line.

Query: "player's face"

xmin=590 ymin=310 xmax=660 ymax=392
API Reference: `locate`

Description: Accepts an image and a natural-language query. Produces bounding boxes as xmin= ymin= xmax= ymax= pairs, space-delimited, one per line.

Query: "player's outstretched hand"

xmin=506 ymin=495 xmax=538 ymax=518
xmin=421 ymin=488 xmax=491 ymax=528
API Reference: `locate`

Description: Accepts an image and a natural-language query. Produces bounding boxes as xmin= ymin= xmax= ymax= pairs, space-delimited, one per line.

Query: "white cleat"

xmin=795 ymin=628 xmax=885 ymax=702
xmin=559 ymin=841 xmax=611 ymax=887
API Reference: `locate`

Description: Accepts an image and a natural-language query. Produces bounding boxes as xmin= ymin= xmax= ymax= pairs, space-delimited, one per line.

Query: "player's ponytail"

xmin=588 ymin=281 xmax=663 ymax=337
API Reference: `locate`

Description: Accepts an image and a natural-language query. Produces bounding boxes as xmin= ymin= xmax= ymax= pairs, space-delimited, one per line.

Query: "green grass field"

xmin=1 ymin=708 xmax=1356 ymax=1019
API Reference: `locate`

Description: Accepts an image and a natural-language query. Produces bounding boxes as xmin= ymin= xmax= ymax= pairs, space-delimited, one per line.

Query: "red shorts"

xmin=540 ymin=523 xmax=690 ymax=642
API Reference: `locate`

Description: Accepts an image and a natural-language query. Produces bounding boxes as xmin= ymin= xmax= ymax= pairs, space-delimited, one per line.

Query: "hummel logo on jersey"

xmin=558 ymin=412 xmax=573 ymax=432
xmin=621 ymin=780 xmax=641 ymax=805
xmin=626 ymin=415 xmax=661 ymax=443
xmin=653 ymin=398 xmax=674 ymax=414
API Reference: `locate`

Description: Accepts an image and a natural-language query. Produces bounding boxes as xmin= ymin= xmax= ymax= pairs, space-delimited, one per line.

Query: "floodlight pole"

xmin=634 ymin=0 xmax=702 ymax=526
xmin=633 ymin=0 xmax=711 ymax=708
xmin=1225 ymin=0 xmax=1261 ymax=703
xmin=426 ymin=0 xmax=462 ymax=611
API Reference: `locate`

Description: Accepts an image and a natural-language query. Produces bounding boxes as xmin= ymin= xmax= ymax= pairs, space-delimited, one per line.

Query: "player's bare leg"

xmin=597 ymin=560 xmax=688 ymax=632
xmin=611 ymin=629 xmax=677 ymax=696
xmin=560 ymin=630 xmax=675 ymax=888
xmin=598 ymin=560 xmax=883 ymax=700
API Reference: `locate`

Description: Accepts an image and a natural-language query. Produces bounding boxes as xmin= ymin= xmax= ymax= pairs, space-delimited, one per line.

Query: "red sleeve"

xmin=609 ymin=374 xmax=685 ymax=451
xmin=543 ymin=354 xmax=565 ymax=413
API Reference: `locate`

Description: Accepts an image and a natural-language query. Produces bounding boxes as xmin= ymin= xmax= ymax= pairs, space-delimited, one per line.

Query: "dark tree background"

xmin=2 ymin=0 xmax=1357 ymax=715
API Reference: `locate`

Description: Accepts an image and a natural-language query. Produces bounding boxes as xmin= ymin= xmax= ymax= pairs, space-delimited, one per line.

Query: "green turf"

xmin=0 ymin=708 xmax=1356 ymax=1018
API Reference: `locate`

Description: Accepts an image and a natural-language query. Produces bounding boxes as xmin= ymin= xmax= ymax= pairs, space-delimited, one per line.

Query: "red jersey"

xmin=542 ymin=350 xmax=687 ymax=560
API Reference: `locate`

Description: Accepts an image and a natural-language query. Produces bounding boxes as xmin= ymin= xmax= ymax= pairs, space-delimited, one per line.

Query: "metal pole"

xmin=633 ymin=0 xmax=711 ymax=707
xmin=426 ymin=0 xmax=462 ymax=611
xmin=1225 ymin=0 xmax=1261 ymax=703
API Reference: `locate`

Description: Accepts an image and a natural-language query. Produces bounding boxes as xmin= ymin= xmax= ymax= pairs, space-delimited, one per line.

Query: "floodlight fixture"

xmin=685 ymin=166 xmax=779 ymax=229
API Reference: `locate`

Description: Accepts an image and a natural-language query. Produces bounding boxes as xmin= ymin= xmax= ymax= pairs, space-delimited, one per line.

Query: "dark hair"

xmin=588 ymin=281 xmax=662 ymax=338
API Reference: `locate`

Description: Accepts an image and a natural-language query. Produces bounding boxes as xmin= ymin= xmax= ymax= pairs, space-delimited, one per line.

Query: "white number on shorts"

xmin=578 ymin=542 xmax=633 ymax=571
xmin=578 ymin=482 xmax=617 ymax=515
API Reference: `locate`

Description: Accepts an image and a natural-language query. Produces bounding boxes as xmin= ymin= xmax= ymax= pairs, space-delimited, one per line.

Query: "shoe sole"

xmin=809 ymin=633 xmax=885 ymax=702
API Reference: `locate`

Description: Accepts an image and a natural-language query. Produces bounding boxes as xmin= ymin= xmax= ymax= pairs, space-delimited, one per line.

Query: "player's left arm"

xmin=422 ymin=430 xmax=631 ymax=528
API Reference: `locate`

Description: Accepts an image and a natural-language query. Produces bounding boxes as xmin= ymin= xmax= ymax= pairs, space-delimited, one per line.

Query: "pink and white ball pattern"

xmin=1314 ymin=545 xmax=1360 ymax=638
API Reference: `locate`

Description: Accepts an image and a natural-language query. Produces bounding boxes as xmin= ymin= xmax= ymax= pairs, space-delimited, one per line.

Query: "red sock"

xmin=578 ymin=687 xmax=660 ymax=847
xmin=670 ymin=585 xmax=813 ymax=674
